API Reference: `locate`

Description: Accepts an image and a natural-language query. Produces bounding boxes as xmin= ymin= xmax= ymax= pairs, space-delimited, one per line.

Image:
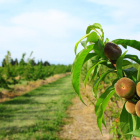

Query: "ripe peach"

xmin=104 ymin=42 xmax=122 ymax=60
xmin=125 ymin=101 xmax=136 ymax=115
xmin=136 ymin=82 xmax=140 ymax=97
xmin=115 ymin=77 xmax=136 ymax=99
xmin=135 ymin=100 xmax=140 ymax=117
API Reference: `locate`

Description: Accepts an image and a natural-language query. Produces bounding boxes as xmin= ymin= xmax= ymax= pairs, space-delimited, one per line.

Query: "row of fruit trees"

xmin=0 ymin=51 xmax=71 ymax=89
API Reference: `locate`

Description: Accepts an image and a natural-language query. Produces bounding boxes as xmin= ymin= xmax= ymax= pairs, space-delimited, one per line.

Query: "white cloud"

xmin=11 ymin=9 xmax=87 ymax=38
xmin=88 ymin=0 xmax=140 ymax=23
xmin=0 ymin=26 xmax=36 ymax=42
xmin=0 ymin=9 xmax=88 ymax=64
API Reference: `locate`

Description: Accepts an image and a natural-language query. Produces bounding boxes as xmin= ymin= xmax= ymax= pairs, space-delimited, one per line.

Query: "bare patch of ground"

xmin=59 ymin=85 xmax=113 ymax=140
xmin=0 ymin=72 xmax=70 ymax=103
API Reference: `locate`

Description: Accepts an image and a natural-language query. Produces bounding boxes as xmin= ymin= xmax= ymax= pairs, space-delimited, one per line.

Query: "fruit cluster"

xmin=104 ymin=42 xmax=140 ymax=117
xmin=115 ymin=78 xmax=140 ymax=117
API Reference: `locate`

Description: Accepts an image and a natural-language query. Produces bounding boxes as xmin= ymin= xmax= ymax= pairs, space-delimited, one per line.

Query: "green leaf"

xmin=126 ymin=129 xmax=140 ymax=137
xmin=83 ymin=53 xmax=97 ymax=64
xmin=112 ymin=39 xmax=140 ymax=51
xmin=92 ymin=78 xmax=99 ymax=97
xmin=87 ymin=31 xmax=99 ymax=43
xmin=120 ymin=103 xmax=133 ymax=140
xmin=96 ymin=89 xmax=115 ymax=133
xmin=137 ymin=66 xmax=140 ymax=82
xmin=136 ymin=116 xmax=140 ymax=129
xmin=71 ymin=44 xmax=94 ymax=104
xmin=84 ymin=60 xmax=106 ymax=87
xmin=105 ymin=38 xmax=109 ymax=44
xmin=86 ymin=59 xmax=94 ymax=71
xmin=122 ymin=60 xmax=132 ymax=66
xmin=95 ymin=85 xmax=114 ymax=114
xmin=124 ymin=54 xmax=140 ymax=64
xmin=124 ymin=67 xmax=137 ymax=83
xmin=116 ymin=51 xmax=128 ymax=78
xmin=93 ymin=40 xmax=106 ymax=59
xmin=86 ymin=23 xmax=102 ymax=34
xmin=81 ymin=41 xmax=87 ymax=48
xmin=93 ymin=69 xmax=115 ymax=96
xmin=112 ymin=78 xmax=119 ymax=86
xmin=101 ymin=61 xmax=114 ymax=68
xmin=124 ymin=67 xmax=138 ymax=76
xmin=132 ymin=115 xmax=137 ymax=131
xmin=75 ymin=33 xmax=90 ymax=55
xmin=90 ymin=64 xmax=101 ymax=81
xmin=102 ymin=117 xmax=106 ymax=128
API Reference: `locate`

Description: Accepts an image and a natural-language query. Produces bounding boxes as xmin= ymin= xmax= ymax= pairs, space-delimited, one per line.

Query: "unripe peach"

xmin=136 ymin=82 xmax=140 ymax=97
xmin=135 ymin=100 xmax=140 ymax=117
xmin=115 ymin=77 xmax=136 ymax=99
xmin=125 ymin=101 xmax=136 ymax=115
xmin=104 ymin=42 xmax=122 ymax=60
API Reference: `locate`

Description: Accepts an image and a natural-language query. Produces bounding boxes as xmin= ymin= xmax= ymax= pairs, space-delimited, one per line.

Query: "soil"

xmin=59 ymin=84 xmax=113 ymax=140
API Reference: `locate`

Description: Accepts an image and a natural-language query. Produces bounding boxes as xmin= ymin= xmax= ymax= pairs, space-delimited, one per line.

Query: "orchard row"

xmin=0 ymin=51 xmax=71 ymax=89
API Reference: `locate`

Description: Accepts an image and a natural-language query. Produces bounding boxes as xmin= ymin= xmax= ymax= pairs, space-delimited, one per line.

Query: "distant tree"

xmin=43 ymin=61 xmax=50 ymax=66
xmin=30 ymin=59 xmax=36 ymax=66
xmin=19 ymin=53 xmax=26 ymax=66
xmin=15 ymin=58 xmax=18 ymax=65
xmin=2 ymin=58 xmax=6 ymax=67
xmin=10 ymin=58 xmax=18 ymax=66
xmin=2 ymin=51 xmax=12 ymax=67
xmin=11 ymin=59 xmax=14 ymax=66
xmin=5 ymin=51 xmax=11 ymax=65
xmin=37 ymin=60 xmax=43 ymax=66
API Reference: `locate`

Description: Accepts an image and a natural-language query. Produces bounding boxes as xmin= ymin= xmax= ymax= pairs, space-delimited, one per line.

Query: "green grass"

xmin=0 ymin=75 xmax=75 ymax=140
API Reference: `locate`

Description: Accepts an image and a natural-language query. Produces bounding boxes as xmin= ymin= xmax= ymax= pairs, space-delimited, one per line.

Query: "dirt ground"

xmin=59 ymin=85 xmax=113 ymax=140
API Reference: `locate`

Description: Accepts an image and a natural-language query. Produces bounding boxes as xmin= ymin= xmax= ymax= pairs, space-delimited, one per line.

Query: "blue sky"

xmin=0 ymin=0 xmax=140 ymax=65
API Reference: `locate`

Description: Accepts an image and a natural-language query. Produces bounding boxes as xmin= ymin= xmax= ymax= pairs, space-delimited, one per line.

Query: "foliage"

xmin=0 ymin=51 xmax=72 ymax=89
xmin=71 ymin=23 xmax=140 ymax=139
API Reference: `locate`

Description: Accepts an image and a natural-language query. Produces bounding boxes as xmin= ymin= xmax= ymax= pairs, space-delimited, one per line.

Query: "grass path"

xmin=0 ymin=75 xmax=75 ymax=140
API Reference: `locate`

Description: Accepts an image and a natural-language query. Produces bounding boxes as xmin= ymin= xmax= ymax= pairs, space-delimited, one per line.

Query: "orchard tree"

xmin=43 ymin=61 xmax=50 ymax=66
xmin=71 ymin=23 xmax=140 ymax=139
xmin=2 ymin=58 xmax=6 ymax=67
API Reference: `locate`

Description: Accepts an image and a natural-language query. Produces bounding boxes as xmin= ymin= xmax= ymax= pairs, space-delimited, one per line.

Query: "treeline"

xmin=1 ymin=52 xmax=50 ymax=67
xmin=0 ymin=51 xmax=71 ymax=89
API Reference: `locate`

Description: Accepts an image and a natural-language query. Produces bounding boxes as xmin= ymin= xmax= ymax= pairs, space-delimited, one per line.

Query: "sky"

xmin=0 ymin=0 xmax=140 ymax=65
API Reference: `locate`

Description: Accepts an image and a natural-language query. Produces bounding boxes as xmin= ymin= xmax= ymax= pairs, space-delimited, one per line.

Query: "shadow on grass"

xmin=0 ymin=74 xmax=74 ymax=139
xmin=0 ymin=108 xmax=66 ymax=139
xmin=22 ymin=92 xmax=75 ymax=97
xmin=0 ymin=123 xmax=60 ymax=136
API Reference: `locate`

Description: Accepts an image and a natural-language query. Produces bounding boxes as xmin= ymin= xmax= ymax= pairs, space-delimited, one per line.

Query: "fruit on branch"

xmin=135 ymin=100 xmax=140 ymax=117
xmin=115 ymin=77 xmax=136 ymax=99
xmin=125 ymin=101 xmax=136 ymax=115
xmin=104 ymin=42 xmax=122 ymax=60
xmin=136 ymin=82 xmax=140 ymax=97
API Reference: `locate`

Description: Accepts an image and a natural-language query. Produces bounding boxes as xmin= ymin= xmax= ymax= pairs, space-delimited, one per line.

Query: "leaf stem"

xmin=109 ymin=59 xmax=126 ymax=77
xmin=110 ymin=60 xmax=117 ymax=69
xmin=93 ymin=29 xmax=103 ymax=43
